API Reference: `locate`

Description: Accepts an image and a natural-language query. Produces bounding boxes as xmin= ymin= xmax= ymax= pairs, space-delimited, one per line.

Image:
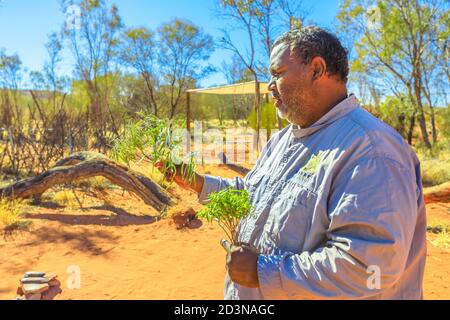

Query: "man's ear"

xmin=310 ymin=56 xmax=327 ymax=81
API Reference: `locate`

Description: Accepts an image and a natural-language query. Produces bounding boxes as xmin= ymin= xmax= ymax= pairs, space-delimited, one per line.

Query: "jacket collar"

xmin=291 ymin=94 xmax=360 ymax=139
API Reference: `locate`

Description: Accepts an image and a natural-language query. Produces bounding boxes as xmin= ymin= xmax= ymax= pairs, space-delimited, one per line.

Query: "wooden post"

xmin=186 ymin=91 xmax=191 ymax=135
xmin=255 ymin=80 xmax=261 ymax=154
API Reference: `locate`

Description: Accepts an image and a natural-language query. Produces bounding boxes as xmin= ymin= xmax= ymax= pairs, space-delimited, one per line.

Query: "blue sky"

xmin=0 ymin=0 xmax=342 ymax=88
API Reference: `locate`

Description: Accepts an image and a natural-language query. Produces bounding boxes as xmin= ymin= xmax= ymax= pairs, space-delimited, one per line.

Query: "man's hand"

xmin=154 ymin=161 xmax=187 ymax=187
xmin=221 ymin=239 xmax=260 ymax=288
xmin=154 ymin=161 xmax=204 ymax=193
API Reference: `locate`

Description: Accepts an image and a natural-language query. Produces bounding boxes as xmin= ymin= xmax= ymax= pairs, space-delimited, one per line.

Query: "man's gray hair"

xmin=273 ymin=26 xmax=349 ymax=83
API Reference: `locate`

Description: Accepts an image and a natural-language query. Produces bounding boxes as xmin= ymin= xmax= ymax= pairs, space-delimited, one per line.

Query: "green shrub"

xmin=416 ymin=144 xmax=450 ymax=187
xmin=198 ymin=187 xmax=253 ymax=244
xmin=0 ymin=198 xmax=31 ymax=232
xmin=111 ymin=113 xmax=197 ymax=185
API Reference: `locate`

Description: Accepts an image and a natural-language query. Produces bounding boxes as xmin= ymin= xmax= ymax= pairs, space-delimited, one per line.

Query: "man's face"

xmin=268 ymin=43 xmax=315 ymax=126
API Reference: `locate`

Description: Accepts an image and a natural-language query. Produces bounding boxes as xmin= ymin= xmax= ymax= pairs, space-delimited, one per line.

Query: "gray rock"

xmin=24 ymin=271 xmax=46 ymax=278
xmin=21 ymin=277 xmax=50 ymax=284
xmin=21 ymin=283 xmax=49 ymax=294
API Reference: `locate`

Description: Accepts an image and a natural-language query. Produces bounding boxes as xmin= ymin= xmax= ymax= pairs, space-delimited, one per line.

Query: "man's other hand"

xmin=221 ymin=239 xmax=260 ymax=288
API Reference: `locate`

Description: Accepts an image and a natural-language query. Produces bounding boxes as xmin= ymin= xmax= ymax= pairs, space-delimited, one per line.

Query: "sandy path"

xmin=0 ymin=200 xmax=226 ymax=300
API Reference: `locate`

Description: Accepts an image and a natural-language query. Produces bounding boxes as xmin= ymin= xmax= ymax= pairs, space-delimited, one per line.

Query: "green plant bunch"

xmin=198 ymin=187 xmax=253 ymax=245
xmin=111 ymin=112 xmax=197 ymax=184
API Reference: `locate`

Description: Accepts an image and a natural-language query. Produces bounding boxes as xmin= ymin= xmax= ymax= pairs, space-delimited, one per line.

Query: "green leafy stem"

xmin=198 ymin=187 xmax=253 ymax=245
xmin=111 ymin=112 xmax=197 ymax=185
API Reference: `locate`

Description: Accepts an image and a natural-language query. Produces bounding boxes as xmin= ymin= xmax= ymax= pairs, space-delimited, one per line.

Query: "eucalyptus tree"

xmin=119 ymin=27 xmax=160 ymax=116
xmin=338 ymin=0 xmax=449 ymax=148
xmin=158 ymin=19 xmax=214 ymax=120
xmin=61 ymin=0 xmax=123 ymax=150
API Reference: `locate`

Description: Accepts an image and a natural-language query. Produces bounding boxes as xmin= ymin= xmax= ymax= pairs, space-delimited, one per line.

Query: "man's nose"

xmin=268 ymin=77 xmax=276 ymax=92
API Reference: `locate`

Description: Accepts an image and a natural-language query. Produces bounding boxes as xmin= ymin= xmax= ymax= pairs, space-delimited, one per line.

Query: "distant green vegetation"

xmin=416 ymin=144 xmax=450 ymax=187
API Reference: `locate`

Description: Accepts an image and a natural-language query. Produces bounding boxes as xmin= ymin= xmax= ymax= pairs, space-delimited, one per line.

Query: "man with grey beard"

xmin=165 ymin=26 xmax=426 ymax=300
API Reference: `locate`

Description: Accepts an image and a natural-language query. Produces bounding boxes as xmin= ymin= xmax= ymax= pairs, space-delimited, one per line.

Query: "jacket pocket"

xmin=266 ymin=185 xmax=317 ymax=253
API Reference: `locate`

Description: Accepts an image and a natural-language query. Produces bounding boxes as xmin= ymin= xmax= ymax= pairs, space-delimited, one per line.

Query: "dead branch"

xmin=0 ymin=151 xmax=172 ymax=211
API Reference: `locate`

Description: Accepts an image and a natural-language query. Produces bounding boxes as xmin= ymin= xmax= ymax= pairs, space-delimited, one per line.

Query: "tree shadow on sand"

xmin=17 ymin=226 xmax=119 ymax=256
xmin=33 ymin=201 xmax=66 ymax=210
xmin=24 ymin=204 xmax=158 ymax=227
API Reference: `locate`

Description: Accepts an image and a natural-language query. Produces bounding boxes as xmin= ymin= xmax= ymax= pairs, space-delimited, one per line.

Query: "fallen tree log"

xmin=0 ymin=152 xmax=172 ymax=211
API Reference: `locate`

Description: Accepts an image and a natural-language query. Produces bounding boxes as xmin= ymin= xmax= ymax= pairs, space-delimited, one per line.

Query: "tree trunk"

xmin=416 ymin=104 xmax=431 ymax=149
xmin=0 ymin=152 xmax=172 ymax=211
xmin=430 ymin=105 xmax=437 ymax=145
xmin=407 ymin=113 xmax=416 ymax=145
xmin=423 ymin=90 xmax=438 ymax=145
xmin=143 ymin=72 xmax=158 ymax=116
xmin=413 ymin=68 xmax=432 ymax=149
xmin=169 ymin=104 xmax=176 ymax=120
xmin=427 ymin=99 xmax=437 ymax=146
xmin=396 ymin=113 xmax=406 ymax=139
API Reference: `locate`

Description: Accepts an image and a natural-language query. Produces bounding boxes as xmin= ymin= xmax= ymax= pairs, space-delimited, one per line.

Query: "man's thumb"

xmin=221 ymin=239 xmax=232 ymax=253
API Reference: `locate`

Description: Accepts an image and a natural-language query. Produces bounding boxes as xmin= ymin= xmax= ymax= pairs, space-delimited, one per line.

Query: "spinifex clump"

xmin=198 ymin=187 xmax=253 ymax=245
xmin=111 ymin=112 xmax=197 ymax=185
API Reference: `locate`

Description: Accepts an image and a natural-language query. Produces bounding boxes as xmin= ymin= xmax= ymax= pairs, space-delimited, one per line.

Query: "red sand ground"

xmin=0 ymin=166 xmax=449 ymax=300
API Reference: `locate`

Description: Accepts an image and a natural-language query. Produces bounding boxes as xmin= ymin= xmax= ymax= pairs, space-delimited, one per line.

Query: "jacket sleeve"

xmin=198 ymin=174 xmax=247 ymax=204
xmin=257 ymin=156 xmax=420 ymax=299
